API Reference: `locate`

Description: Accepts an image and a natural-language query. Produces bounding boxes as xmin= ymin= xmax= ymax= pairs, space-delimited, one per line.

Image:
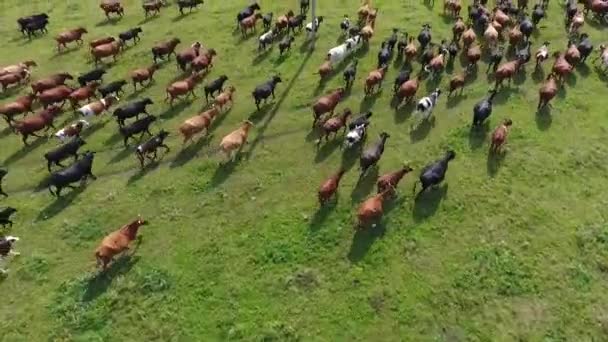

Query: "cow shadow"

xmin=159 ymin=101 xmax=190 ymax=119
xmin=314 ymin=138 xmax=342 ymax=163
xmin=412 ymin=183 xmax=448 ymax=222
xmin=103 ymin=130 xmax=123 ymax=146
xmin=36 ymin=185 xmax=86 ymax=221
xmin=409 ymin=118 xmax=435 ymax=142
xmin=341 ymin=146 xmax=360 ymax=171
xmin=96 ymin=17 xmax=122 ymax=27
xmin=348 ymin=223 xmax=387 ymax=263
xmin=359 ymin=91 xmax=382 ymax=112
xmin=3 ymin=137 xmax=47 ymax=165
xmin=170 ymin=134 xmax=213 ymax=168
xmin=532 ymin=66 xmax=546 ymax=83
xmin=309 ymin=201 xmax=337 ymax=232
xmin=351 ymin=167 xmax=378 ymax=203
xmin=109 ymin=147 xmax=133 ymax=164
xmin=468 ymin=123 xmax=490 ymax=149
xmin=446 ymin=92 xmax=466 ymax=107
xmin=83 ymin=254 xmax=140 ymax=302
xmin=0 ymin=127 xmax=13 ymax=139
xmin=138 ymin=15 xmax=160 ymax=26
xmin=252 ymin=48 xmax=273 ymax=65
xmin=208 ymin=158 xmax=239 ymax=188
xmin=535 ymin=108 xmax=552 ymax=130
xmin=487 ymin=150 xmax=506 ymax=177
xmin=81 ymin=120 xmax=109 ymax=139
xmin=127 ymin=160 xmax=161 ymax=185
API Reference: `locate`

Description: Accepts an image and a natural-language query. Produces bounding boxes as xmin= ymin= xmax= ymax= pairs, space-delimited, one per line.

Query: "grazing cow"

xmin=240 ymin=13 xmax=264 ymax=37
xmin=377 ymin=165 xmax=414 ymax=194
xmin=113 ymin=98 xmax=154 ymax=126
xmin=13 ymin=106 xmax=61 ymax=145
xmin=219 ymin=121 xmax=254 ymax=163
xmin=0 ymin=70 xmax=29 ymax=92
xmin=100 ymin=1 xmax=124 ymax=19
xmin=0 ymin=208 xmax=17 ymax=228
xmin=0 ymin=170 xmax=7 ymax=197
xmin=55 ymin=120 xmax=89 ymax=142
xmin=38 ymin=85 xmax=73 ymax=109
xmin=204 ymin=75 xmax=229 ymax=102
xmin=151 ymin=38 xmax=181 ymax=63
xmin=490 ymin=119 xmax=513 ymax=153
xmin=316 ymin=108 xmax=352 ymax=145
xmin=99 ymin=80 xmax=127 ymax=98
xmin=78 ymin=68 xmax=106 ymax=87
xmin=165 ymin=73 xmax=204 ymax=106
xmin=78 ymin=95 xmax=119 ymax=118
xmin=143 ymin=0 xmax=163 ymax=17
xmin=179 ymin=106 xmax=220 ymax=144
xmin=364 ymin=66 xmax=388 ymax=94
xmin=279 ymin=35 xmax=295 ymax=55
xmin=0 ymin=60 xmax=37 ymax=77
xmin=472 ymin=89 xmax=498 ymax=127
xmin=537 ymin=73 xmax=558 ymax=110
xmin=191 ymin=48 xmax=217 ymax=73
xmin=414 ymin=150 xmax=456 ymax=197
xmin=318 ymin=169 xmax=346 ymax=205
xmin=343 ymin=60 xmax=359 ymax=88
xmin=120 ymin=115 xmax=157 ymax=147
xmin=535 ymin=41 xmax=550 ymax=69
xmin=360 ymin=132 xmax=390 ymax=178
xmin=44 ymin=137 xmax=86 ymax=172
xmin=55 ymin=27 xmax=87 ymax=52
xmin=31 ymin=72 xmax=73 ymax=94
xmin=214 ymin=86 xmax=236 ymax=111
xmin=177 ymin=0 xmax=204 ymax=15
xmin=48 ymin=151 xmax=96 ymax=196
xmin=68 ymin=83 xmax=99 ymax=110
xmin=252 ymin=75 xmax=282 ymax=110
xmin=136 ymin=130 xmax=170 ymax=168
xmin=176 ymin=42 xmax=202 ymax=72
xmin=0 ymin=94 xmax=36 ymax=125
xmin=119 ymin=27 xmax=143 ymax=46
xmin=130 ymin=65 xmax=159 ymax=90
xmin=95 ymin=217 xmax=147 ymax=270
xmin=414 ymin=88 xmax=441 ymax=124
xmin=0 ymin=236 xmax=20 ymax=275
xmin=312 ymin=88 xmax=345 ymax=127
xmin=236 ymin=3 xmax=261 ymax=28
xmin=356 ymin=189 xmax=393 ymax=228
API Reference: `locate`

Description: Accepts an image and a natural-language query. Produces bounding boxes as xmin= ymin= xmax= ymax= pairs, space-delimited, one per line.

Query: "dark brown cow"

xmin=13 ymin=106 xmax=62 ymax=145
xmin=31 ymin=73 xmax=73 ymax=94
xmin=55 ymin=27 xmax=88 ymax=52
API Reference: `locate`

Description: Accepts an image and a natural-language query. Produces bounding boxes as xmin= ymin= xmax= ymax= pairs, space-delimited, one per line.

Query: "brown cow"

xmin=316 ymin=108 xmax=352 ymax=145
xmin=377 ymin=165 xmax=413 ymax=194
xmin=191 ymin=49 xmax=217 ymax=73
xmin=240 ymin=13 xmax=263 ymax=37
xmin=95 ymin=217 xmax=147 ymax=270
xmin=494 ymin=59 xmax=524 ymax=88
xmin=356 ymin=188 xmax=393 ymax=228
xmin=13 ymin=106 xmax=62 ymax=145
xmin=130 ymin=64 xmax=159 ymax=90
xmin=38 ymin=85 xmax=73 ymax=108
xmin=318 ymin=169 xmax=346 ymax=205
xmin=462 ymin=25 xmax=476 ymax=48
xmin=176 ymin=42 xmax=201 ymax=71
xmin=179 ymin=105 xmax=221 ymax=144
xmin=537 ymin=73 xmax=558 ymax=110
xmin=91 ymin=41 xmax=123 ymax=65
xmin=0 ymin=60 xmax=37 ymax=77
xmin=100 ymin=1 xmax=124 ymax=19
xmin=452 ymin=16 xmax=466 ymax=41
xmin=551 ymin=51 xmax=573 ymax=83
xmin=395 ymin=75 xmax=422 ymax=105
xmin=68 ymin=83 xmax=99 ymax=110
xmin=31 ymin=73 xmax=73 ymax=94
xmin=0 ymin=70 xmax=29 ymax=92
xmin=466 ymin=43 xmax=482 ymax=70
xmin=90 ymin=37 xmax=116 ymax=50
xmin=214 ymin=86 xmax=235 ymax=111
xmin=152 ymin=38 xmax=181 ymax=63
xmin=490 ymin=119 xmax=513 ymax=154
xmin=312 ymin=88 xmax=345 ymax=127
xmin=0 ymin=94 xmax=36 ymax=125
xmin=55 ymin=27 xmax=88 ymax=52
xmin=165 ymin=72 xmax=204 ymax=106
xmin=364 ymin=65 xmax=388 ymax=94
xmin=143 ymin=0 xmax=163 ymax=17
xmin=275 ymin=10 xmax=295 ymax=32
xmin=219 ymin=121 xmax=254 ymax=163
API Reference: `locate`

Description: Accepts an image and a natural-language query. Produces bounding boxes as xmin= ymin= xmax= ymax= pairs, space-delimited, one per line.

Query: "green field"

xmin=1 ymin=0 xmax=608 ymax=340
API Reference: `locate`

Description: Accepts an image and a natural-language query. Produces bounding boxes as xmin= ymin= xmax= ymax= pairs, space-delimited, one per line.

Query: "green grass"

xmin=1 ymin=0 xmax=608 ymax=340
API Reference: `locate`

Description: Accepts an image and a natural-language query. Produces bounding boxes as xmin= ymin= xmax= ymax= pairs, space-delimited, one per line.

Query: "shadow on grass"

xmin=535 ymin=108 xmax=552 ymax=130
xmin=351 ymin=167 xmax=378 ymax=203
xmin=4 ymin=137 xmax=47 ymax=165
xmin=341 ymin=146 xmax=360 ymax=171
xmin=252 ymin=47 xmax=273 ymax=65
xmin=0 ymin=126 xmax=14 ymax=139
xmin=314 ymin=138 xmax=341 ymax=163
xmin=160 ymin=101 xmax=191 ymax=119
xmin=81 ymin=120 xmax=110 ymax=139
xmin=109 ymin=147 xmax=133 ymax=164
xmin=360 ymin=91 xmax=382 ymax=112
xmin=95 ymin=17 xmax=122 ymax=27
xmin=138 ymin=15 xmax=160 ymax=26
xmin=410 ymin=117 xmax=435 ymax=142
xmin=127 ymin=160 xmax=161 ymax=185
xmin=36 ymin=185 xmax=86 ymax=221
xmin=468 ymin=123 xmax=489 ymax=150
xmin=83 ymin=254 xmax=140 ymax=302
xmin=412 ymin=183 xmax=448 ymax=222
xmin=348 ymin=223 xmax=386 ymax=263
xmin=208 ymin=157 xmax=239 ymax=188
xmin=170 ymin=134 xmax=213 ymax=168
xmin=171 ymin=11 xmax=196 ymax=22
xmin=309 ymin=201 xmax=337 ymax=232
xmin=487 ymin=150 xmax=507 ymax=177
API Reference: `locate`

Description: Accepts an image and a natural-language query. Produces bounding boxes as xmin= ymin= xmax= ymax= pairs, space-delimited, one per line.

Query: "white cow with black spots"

xmin=413 ymin=88 xmax=442 ymax=126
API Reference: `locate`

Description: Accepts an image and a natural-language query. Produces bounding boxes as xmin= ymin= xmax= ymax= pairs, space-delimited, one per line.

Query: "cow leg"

xmin=21 ymin=134 xmax=29 ymax=145
xmin=88 ymin=171 xmax=97 ymax=180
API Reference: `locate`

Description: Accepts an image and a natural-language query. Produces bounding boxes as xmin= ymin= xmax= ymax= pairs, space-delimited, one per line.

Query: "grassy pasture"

xmin=1 ymin=0 xmax=608 ymax=340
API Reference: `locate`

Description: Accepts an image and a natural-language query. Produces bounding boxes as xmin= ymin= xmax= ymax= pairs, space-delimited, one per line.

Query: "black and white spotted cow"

xmin=0 ymin=236 xmax=20 ymax=275
xmin=415 ymin=88 xmax=441 ymax=122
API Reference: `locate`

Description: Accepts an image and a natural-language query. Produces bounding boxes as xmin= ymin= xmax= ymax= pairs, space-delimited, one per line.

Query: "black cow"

xmin=18 ymin=13 xmax=48 ymax=34
xmin=24 ymin=19 xmax=49 ymax=39
xmin=414 ymin=150 xmax=456 ymax=197
xmin=252 ymin=75 xmax=282 ymax=110
xmin=0 ymin=208 xmax=17 ymax=228
xmin=48 ymin=151 xmax=96 ymax=197
xmin=119 ymin=27 xmax=143 ymax=45
xmin=0 ymin=169 xmax=7 ymax=197
xmin=43 ymin=137 xmax=86 ymax=172
xmin=204 ymin=75 xmax=228 ymax=102
xmin=278 ymin=35 xmax=295 ymax=55
xmin=78 ymin=68 xmax=106 ymax=87
xmin=236 ymin=3 xmax=261 ymax=28
xmin=113 ymin=98 xmax=154 ymax=126
xmin=177 ymin=0 xmax=204 ymax=15
xmin=136 ymin=130 xmax=170 ymax=169
xmin=288 ymin=14 xmax=306 ymax=34
xmin=120 ymin=115 xmax=157 ymax=147
xmin=343 ymin=60 xmax=359 ymax=88
xmin=98 ymin=80 xmax=127 ymax=98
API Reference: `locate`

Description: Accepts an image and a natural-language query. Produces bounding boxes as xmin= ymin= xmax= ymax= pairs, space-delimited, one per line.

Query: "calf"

xmin=343 ymin=60 xmax=359 ymax=88
xmin=48 ymin=151 xmax=96 ymax=196
xmin=44 ymin=136 xmax=86 ymax=172
xmin=0 ymin=208 xmax=17 ymax=228
xmin=95 ymin=217 xmax=147 ymax=270
xmin=98 ymin=80 xmax=127 ymax=97
xmin=252 ymin=75 xmax=282 ymax=110
xmin=414 ymin=150 xmax=456 ymax=197
xmin=78 ymin=68 xmax=106 ymax=86
xmin=204 ymin=75 xmax=228 ymax=102
xmin=490 ymin=119 xmax=512 ymax=154
xmin=219 ymin=121 xmax=254 ymax=163
xmin=0 ymin=236 xmax=20 ymax=275
xmin=120 ymin=115 xmax=157 ymax=147
xmin=318 ymin=169 xmax=346 ymax=205
xmin=113 ymin=98 xmax=154 ymax=126
xmin=136 ymin=130 xmax=170 ymax=168
xmin=119 ymin=27 xmax=143 ymax=46
xmin=360 ymin=132 xmax=390 ymax=178
xmin=55 ymin=120 xmax=89 ymax=142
